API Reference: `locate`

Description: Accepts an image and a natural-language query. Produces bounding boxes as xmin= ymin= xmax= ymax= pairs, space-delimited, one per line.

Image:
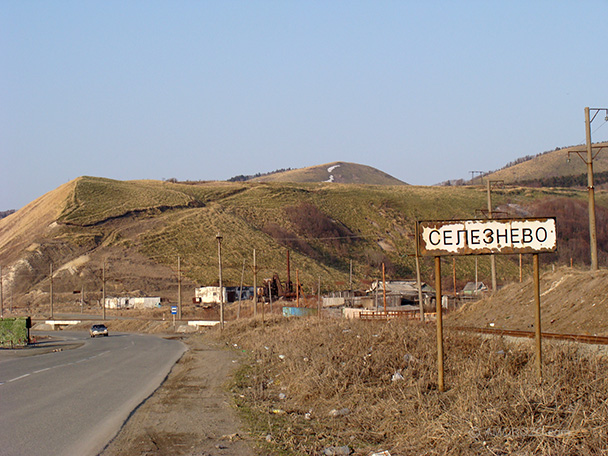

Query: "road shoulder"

xmin=100 ymin=334 xmax=256 ymax=456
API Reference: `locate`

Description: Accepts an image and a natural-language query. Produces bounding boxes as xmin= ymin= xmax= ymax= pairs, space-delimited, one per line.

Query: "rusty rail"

xmin=452 ymin=326 xmax=608 ymax=346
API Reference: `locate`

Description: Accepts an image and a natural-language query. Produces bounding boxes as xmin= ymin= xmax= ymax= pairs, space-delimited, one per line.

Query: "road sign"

xmin=417 ymin=218 xmax=557 ymax=256
xmin=171 ymin=306 xmax=177 ymax=315
xmin=416 ymin=217 xmax=557 ymax=391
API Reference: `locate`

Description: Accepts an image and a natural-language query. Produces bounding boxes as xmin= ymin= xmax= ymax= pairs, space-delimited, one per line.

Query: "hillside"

xmin=479 ymin=141 xmax=608 ymax=184
xmin=449 ymin=266 xmax=608 ymax=337
xmin=249 ymin=161 xmax=407 ymax=185
xmin=0 ymin=176 xmax=607 ymax=315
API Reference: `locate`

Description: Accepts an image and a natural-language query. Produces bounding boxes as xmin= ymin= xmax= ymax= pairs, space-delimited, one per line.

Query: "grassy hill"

xmin=249 ymin=161 xmax=407 ymax=185
xmin=0 ymin=175 xmax=606 ymax=314
xmin=478 ymin=142 xmax=608 ymax=184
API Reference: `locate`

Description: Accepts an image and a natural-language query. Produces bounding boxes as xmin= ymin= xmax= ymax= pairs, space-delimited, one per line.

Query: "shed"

xmin=462 ymin=282 xmax=488 ymax=296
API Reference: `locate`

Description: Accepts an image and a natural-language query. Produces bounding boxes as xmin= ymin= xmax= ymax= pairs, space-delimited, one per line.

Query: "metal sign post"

xmin=171 ymin=305 xmax=177 ymax=331
xmin=533 ymin=253 xmax=542 ymax=379
xmin=434 ymin=256 xmax=444 ymax=392
xmin=417 ymin=218 xmax=557 ymax=390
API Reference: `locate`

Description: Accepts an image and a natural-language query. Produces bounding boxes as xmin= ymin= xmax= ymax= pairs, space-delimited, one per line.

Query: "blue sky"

xmin=2 ymin=1 xmax=608 ymax=210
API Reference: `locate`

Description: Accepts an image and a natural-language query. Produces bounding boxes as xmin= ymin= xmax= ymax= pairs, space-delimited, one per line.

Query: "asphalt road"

xmin=0 ymin=331 xmax=186 ymax=456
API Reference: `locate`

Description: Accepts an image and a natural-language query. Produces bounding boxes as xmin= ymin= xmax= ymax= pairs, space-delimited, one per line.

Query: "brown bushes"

xmin=529 ymin=197 xmax=608 ymax=266
xmin=218 ymin=317 xmax=608 ymax=455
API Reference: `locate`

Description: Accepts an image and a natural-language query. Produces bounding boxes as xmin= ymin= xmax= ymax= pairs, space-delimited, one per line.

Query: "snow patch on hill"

xmin=325 ymin=164 xmax=341 ymax=183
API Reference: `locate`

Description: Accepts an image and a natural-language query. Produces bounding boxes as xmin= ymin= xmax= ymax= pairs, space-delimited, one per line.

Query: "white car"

xmin=90 ymin=324 xmax=109 ymax=337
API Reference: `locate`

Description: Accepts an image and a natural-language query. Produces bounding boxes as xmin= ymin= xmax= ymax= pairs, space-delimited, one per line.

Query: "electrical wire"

xmin=592 ymin=120 xmax=607 ymax=135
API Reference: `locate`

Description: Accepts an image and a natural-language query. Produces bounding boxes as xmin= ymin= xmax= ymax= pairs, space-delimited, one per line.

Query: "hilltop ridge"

xmin=249 ymin=161 xmax=407 ymax=185
xmin=475 ymin=141 xmax=608 ymax=185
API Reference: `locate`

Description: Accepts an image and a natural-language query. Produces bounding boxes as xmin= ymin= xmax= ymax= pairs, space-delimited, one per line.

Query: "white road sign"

xmin=418 ymin=218 xmax=557 ymax=256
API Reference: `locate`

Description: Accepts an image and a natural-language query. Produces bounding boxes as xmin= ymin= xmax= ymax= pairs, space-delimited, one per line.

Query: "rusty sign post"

xmin=417 ymin=218 xmax=557 ymax=390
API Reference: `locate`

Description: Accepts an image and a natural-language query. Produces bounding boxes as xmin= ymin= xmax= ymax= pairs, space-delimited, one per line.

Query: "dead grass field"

xmin=216 ymin=316 xmax=608 ymax=455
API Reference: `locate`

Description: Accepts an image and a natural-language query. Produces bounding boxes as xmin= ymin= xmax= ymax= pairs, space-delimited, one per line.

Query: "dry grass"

xmin=217 ymin=316 xmax=608 ymax=455
xmin=59 ymin=177 xmax=194 ymax=226
xmin=485 ymin=142 xmax=608 ymax=184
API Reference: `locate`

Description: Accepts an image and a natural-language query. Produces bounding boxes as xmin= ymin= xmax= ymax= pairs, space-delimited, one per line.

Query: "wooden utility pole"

xmin=317 ymin=276 xmax=321 ymax=318
xmin=102 ymin=260 xmax=106 ymax=320
xmin=487 ymin=180 xmax=497 ymax=291
xmin=253 ymin=249 xmax=257 ymax=317
xmin=50 ymin=263 xmax=54 ymax=319
xmin=586 ymin=107 xmax=598 ymax=270
xmin=268 ymin=281 xmax=273 ymax=314
xmin=296 ymin=269 xmax=300 ymax=307
xmin=238 ymin=258 xmax=245 ymax=319
xmin=261 ymin=282 xmax=265 ymax=323
xmin=286 ymin=250 xmax=291 ymax=293
xmin=382 ymin=263 xmax=387 ymax=313
xmin=177 ymin=255 xmax=182 ymax=320
xmin=216 ymin=234 xmax=224 ymax=330
xmin=0 ymin=265 xmax=3 ymax=318
xmin=566 ymin=107 xmax=607 ymax=270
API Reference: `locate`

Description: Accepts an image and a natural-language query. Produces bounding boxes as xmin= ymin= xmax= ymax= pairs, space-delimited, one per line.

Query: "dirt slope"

xmin=0 ymin=179 xmax=76 ymax=259
xmin=448 ymin=266 xmax=608 ymax=336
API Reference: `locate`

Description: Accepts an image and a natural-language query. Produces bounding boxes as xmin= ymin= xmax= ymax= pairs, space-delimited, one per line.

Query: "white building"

xmin=104 ymin=296 xmax=161 ymax=309
xmin=194 ymin=286 xmax=227 ymax=305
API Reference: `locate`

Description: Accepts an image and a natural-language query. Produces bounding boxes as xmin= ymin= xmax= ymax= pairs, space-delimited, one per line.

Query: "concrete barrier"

xmin=45 ymin=320 xmax=81 ymax=330
xmin=187 ymin=321 xmax=221 ymax=328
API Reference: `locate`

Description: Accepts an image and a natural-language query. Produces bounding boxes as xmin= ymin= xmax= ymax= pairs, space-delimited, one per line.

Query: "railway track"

xmin=452 ymin=326 xmax=608 ymax=346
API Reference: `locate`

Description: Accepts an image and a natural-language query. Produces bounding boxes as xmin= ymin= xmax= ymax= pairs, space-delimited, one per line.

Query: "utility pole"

xmin=349 ymin=259 xmax=353 ymax=292
xmin=470 ymin=171 xmax=484 ymax=182
xmin=177 ymin=255 xmax=182 ymax=320
xmin=268 ymin=281 xmax=273 ymax=314
xmin=586 ymin=107 xmax=598 ymax=271
xmin=486 ymin=179 xmax=503 ymax=291
xmin=102 ymin=260 xmax=106 ymax=321
xmin=567 ymin=107 xmax=608 ymax=270
xmin=0 ymin=265 xmax=3 ymax=318
xmin=382 ymin=263 xmax=387 ymax=313
xmin=50 ymin=263 xmax=54 ymax=319
xmin=238 ymin=258 xmax=245 ymax=319
xmin=296 ymin=269 xmax=300 ymax=307
xmin=216 ymin=234 xmax=224 ymax=329
xmin=585 ymin=107 xmax=608 ymax=270
xmin=253 ymin=249 xmax=257 ymax=317
xmin=317 ymin=275 xmax=321 ymax=318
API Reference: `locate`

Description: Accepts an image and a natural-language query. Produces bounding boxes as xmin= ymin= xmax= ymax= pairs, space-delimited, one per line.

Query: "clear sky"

xmin=2 ymin=1 xmax=608 ymax=210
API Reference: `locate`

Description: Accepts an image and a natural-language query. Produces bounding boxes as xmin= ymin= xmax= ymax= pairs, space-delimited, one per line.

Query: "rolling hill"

xmin=249 ymin=161 xmax=407 ymax=185
xmin=1 ymin=172 xmax=606 ymax=318
xmin=478 ymin=142 xmax=608 ymax=185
